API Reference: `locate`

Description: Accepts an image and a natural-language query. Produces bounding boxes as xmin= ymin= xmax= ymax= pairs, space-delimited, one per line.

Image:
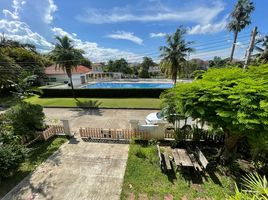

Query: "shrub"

xmin=6 ymin=102 xmax=45 ymax=142
xmin=41 ymin=88 xmax=165 ymax=98
xmin=0 ymin=144 xmax=26 ymax=180
xmin=229 ymin=173 xmax=268 ymax=200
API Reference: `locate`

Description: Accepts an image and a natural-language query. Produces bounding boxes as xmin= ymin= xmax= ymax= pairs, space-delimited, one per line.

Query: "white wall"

xmin=46 ymin=74 xmax=85 ymax=86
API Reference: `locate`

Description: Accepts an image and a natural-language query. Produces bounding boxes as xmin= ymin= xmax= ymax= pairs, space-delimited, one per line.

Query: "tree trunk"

xmin=220 ymin=130 xmax=241 ymax=163
xmin=230 ymin=30 xmax=239 ymax=62
xmin=66 ymin=68 xmax=76 ymax=99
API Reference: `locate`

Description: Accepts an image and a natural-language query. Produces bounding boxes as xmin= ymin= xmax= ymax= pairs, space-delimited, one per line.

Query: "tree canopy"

xmin=139 ymin=57 xmax=155 ymax=78
xmin=106 ymin=58 xmax=132 ymax=74
xmin=228 ymin=0 xmax=255 ymax=62
xmin=51 ymin=35 xmax=84 ymax=98
xmin=160 ymin=27 xmax=194 ymax=83
xmin=161 ymin=64 xmax=268 ymax=161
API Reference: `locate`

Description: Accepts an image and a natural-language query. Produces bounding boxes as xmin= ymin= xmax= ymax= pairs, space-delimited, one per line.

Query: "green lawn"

xmin=0 ymin=138 xmax=67 ymax=198
xmin=120 ymin=144 xmax=234 ymax=200
xmin=25 ymin=95 xmax=161 ymax=109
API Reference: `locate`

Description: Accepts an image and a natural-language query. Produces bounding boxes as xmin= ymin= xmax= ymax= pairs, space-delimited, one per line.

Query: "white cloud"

xmin=52 ymin=27 xmax=142 ymax=62
xmin=2 ymin=0 xmax=26 ymax=20
xmin=150 ymin=32 xmax=167 ymax=38
xmin=187 ymin=15 xmax=228 ymax=35
xmin=0 ymin=1 xmax=142 ymax=62
xmin=106 ymin=31 xmax=143 ymax=45
xmin=44 ymin=0 xmax=57 ymax=24
xmin=76 ymin=1 xmax=224 ymax=25
xmin=0 ymin=19 xmax=54 ymax=52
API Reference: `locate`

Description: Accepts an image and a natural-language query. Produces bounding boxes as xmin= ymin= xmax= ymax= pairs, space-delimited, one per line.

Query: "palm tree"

xmin=51 ymin=36 xmax=84 ymax=98
xmin=255 ymin=35 xmax=268 ymax=63
xmin=159 ymin=27 xmax=194 ymax=84
xmin=228 ymin=0 xmax=255 ymax=62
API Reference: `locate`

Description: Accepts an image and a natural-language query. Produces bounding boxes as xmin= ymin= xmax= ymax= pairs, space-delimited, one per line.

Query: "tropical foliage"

xmin=106 ymin=58 xmax=132 ymax=75
xmin=229 ymin=173 xmax=268 ymax=200
xmin=6 ymin=102 xmax=45 ymax=142
xmin=255 ymin=35 xmax=268 ymax=63
xmin=161 ymin=64 xmax=268 ymax=162
xmin=139 ymin=57 xmax=155 ymax=78
xmin=228 ymin=0 xmax=255 ymax=62
xmin=51 ymin=36 xmax=84 ymax=98
xmin=160 ymin=27 xmax=194 ymax=83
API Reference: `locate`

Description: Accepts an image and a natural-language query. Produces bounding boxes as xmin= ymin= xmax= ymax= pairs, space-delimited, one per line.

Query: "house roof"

xmin=45 ymin=65 xmax=91 ymax=75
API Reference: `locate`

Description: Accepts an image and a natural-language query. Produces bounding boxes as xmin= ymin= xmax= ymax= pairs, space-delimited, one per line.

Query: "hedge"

xmin=40 ymin=88 xmax=167 ymax=98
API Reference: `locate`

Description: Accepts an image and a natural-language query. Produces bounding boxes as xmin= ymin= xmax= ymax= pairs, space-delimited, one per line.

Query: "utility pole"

xmin=244 ymin=26 xmax=257 ymax=69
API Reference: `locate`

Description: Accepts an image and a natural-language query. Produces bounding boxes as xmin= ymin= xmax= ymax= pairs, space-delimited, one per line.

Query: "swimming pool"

xmin=81 ymin=82 xmax=173 ymax=89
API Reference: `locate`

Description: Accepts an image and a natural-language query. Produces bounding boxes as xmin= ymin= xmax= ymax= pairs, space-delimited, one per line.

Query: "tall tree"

xmin=139 ymin=57 xmax=155 ymax=78
xmin=161 ymin=65 xmax=268 ymax=162
xmin=228 ymin=0 xmax=255 ymax=62
xmin=255 ymin=35 xmax=268 ymax=63
xmin=106 ymin=58 xmax=132 ymax=74
xmin=51 ymin=36 xmax=84 ymax=98
xmin=160 ymin=27 xmax=194 ymax=84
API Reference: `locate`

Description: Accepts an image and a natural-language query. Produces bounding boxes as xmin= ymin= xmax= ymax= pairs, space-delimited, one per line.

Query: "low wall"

xmin=41 ymin=88 xmax=166 ymax=98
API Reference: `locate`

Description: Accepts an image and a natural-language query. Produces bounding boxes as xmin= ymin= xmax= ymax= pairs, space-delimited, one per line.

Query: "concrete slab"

xmin=43 ymin=108 xmax=158 ymax=132
xmin=3 ymin=139 xmax=129 ymax=200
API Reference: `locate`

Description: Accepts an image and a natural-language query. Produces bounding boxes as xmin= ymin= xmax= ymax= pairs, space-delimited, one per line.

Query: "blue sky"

xmin=0 ymin=0 xmax=267 ymax=62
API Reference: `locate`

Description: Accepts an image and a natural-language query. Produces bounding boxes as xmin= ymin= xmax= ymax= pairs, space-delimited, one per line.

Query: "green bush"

xmin=6 ymin=102 xmax=45 ymax=142
xmin=41 ymin=88 xmax=165 ymax=98
xmin=0 ymin=144 xmax=26 ymax=180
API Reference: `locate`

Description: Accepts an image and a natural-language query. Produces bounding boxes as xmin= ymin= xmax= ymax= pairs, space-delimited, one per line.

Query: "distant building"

xmin=44 ymin=65 xmax=91 ymax=86
xmin=86 ymin=63 xmax=122 ymax=81
xmin=148 ymin=65 xmax=162 ymax=77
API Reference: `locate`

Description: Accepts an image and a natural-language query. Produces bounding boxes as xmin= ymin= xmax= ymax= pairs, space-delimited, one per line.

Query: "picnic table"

xmin=172 ymin=148 xmax=206 ymax=171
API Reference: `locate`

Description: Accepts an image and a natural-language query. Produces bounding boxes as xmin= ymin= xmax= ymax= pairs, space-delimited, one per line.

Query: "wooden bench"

xmin=195 ymin=147 xmax=209 ymax=170
xmin=157 ymin=144 xmax=172 ymax=173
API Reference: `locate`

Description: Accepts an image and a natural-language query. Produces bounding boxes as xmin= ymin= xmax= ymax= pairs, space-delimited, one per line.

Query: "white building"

xmin=44 ymin=65 xmax=91 ymax=86
xmin=86 ymin=63 xmax=122 ymax=81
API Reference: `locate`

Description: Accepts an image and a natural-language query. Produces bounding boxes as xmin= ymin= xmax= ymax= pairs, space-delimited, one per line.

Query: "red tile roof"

xmin=45 ymin=65 xmax=91 ymax=75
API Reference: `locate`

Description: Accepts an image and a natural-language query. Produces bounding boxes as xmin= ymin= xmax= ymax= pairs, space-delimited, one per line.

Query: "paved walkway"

xmin=3 ymin=138 xmax=129 ymax=200
xmin=43 ymin=108 xmax=158 ymax=132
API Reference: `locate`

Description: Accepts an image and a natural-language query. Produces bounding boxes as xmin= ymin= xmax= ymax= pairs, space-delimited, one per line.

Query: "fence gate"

xmin=79 ymin=127 xmax=149 ymax=141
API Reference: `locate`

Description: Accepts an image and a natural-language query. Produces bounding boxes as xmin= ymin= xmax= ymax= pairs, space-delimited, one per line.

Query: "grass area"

xmin=25 ymin=95 xmax=161 ymax=109
xmin=0 ymin=137 xmax=67 ymax=198
xmin=121 ymin=143 xmax=234 ymax=200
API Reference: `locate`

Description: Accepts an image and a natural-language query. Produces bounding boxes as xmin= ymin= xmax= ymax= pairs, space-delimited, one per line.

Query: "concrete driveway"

xmin=3 ymin=138 xmax=129 ymax=200
xmin=43 ymin=108 xmax=158 ymax=132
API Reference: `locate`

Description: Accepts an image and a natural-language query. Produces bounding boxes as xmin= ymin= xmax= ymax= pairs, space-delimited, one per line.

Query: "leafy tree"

xmin=161 ymin=65 xmax=268 ymax=162
xmin=0 ymin=144 xmax=26 ymax=181
xmin=255 ymin=35 xmax=268 ymax=64
xmin=6 ymin=102 xmax=45 ymax=142
xmin=0 ymin=52 xmax=21 ymax=94
xmin=160 ymin=27 xmax=194 ymax=83
xmin=209 ymin=56 xmax=228 ymax=68
xmin=80 ymin=57 xmax=92 ymax=68
xmin=106 ymin=58 xmax=132 ymax=74
xmin=51 ymin=36 xmax=84 ymax=98
xmin=139 ymin=57 xmax=155 ymax=78
xmin=0 ymin=114 xmax=26 ymax=181
xmin=228 ymin=0 xmax=255 ymax=62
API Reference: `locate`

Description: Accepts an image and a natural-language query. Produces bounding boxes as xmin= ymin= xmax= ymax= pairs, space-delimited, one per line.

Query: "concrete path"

xmin=2 ymin=138 xmax=129 ymax=200
xmin=43 ymin=108 xmax=158 ymax=132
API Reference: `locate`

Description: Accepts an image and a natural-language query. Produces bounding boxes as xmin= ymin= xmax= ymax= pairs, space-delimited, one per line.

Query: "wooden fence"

xmin=39 ymin=125 xmax=65 ymax=141
xmin=164 ymin=129 xmax=224 ymax=143
xmin=79 ymin=128 xmax=149 ymax=141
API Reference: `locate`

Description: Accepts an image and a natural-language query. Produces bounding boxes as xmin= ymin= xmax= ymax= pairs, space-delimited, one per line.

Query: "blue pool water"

xmin=81 ymin=82 xmax=173 ymax=89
